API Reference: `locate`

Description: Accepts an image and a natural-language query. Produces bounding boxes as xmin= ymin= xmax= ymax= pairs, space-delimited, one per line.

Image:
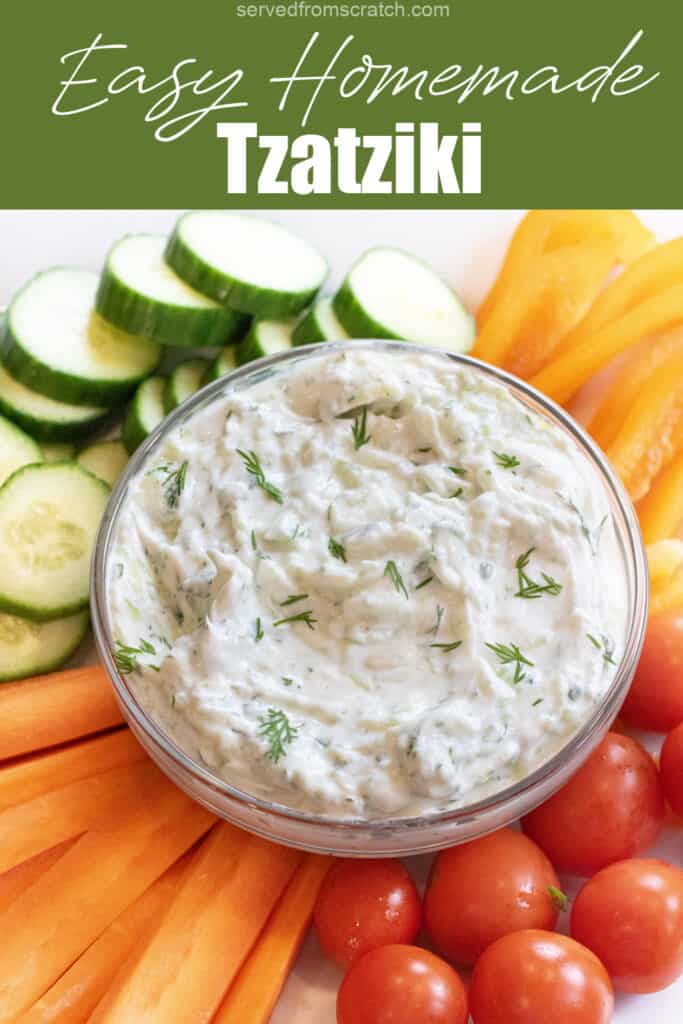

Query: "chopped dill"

xmin=587 ymin=632 xmax=616 ymax=665
xmin=280 ymin=593 xmax=309 ymax=606
xmin=430 ymin=640 xmax=463 ymax=653
xmin=114 ymin=638 xmax=156 ymax=675
xmin=351 ymin=406 xmax=372 ymax=449
xmin=514 ymin=547 xmax=562 ymax=599
xmin=258 ymin=708 xmax=298 ymax=762
xmin=328 ymin=537 xmax=347 ymax=562
xmin=486 ymin=641 xmax=534 ymax=684
xmin=492 ymin=451 xmax=520 ymax=469
xmin=273 ymin=610 xmax=318 ymax=630
xmin=254 ymin=617 xmax=264 ymax=642
xmin=384 ymin=560 xmax=408 ymax=598
xmin=237 ymin=449 xmax=283 ymax=504
xmin=152 ymin=461 xmax=188 ymax=509
xmin=415 ymin=574 xmax=434 ymax=590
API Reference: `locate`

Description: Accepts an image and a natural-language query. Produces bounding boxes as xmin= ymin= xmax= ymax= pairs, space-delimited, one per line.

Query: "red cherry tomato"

xmin=314 ymin=858 xmax=421 ymax=968
xmin=337 ymin=944 xmax=468 ymax=1024
xmin=522 ymin=731 xmax=664 ymax=874
xmin=469 ymin=930 xmax=614 ymax=1024
xmin=660 ymin=721 xmax=683 ymax=817
xmin=621 ymin=610 xmax=683 ymax=731
xmin=423 ymin=827 xmax=562 ymax=966
xmin=571 ymin=858 xmax=683 ymax=993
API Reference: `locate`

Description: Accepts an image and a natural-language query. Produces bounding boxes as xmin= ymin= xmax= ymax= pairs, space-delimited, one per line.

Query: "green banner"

xmin=0 ymin=0 xmax=679 ymax=207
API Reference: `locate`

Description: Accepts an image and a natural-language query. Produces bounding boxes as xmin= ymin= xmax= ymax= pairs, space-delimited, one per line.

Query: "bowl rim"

xmin=91 ymin=339 xmax=649 ymax=836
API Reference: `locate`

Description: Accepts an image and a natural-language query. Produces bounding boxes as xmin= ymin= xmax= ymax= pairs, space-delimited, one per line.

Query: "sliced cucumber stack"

xmin=203 ymin=347 xmax=238 ymax=384
xmin=97 ymin=234 xmax=249 ymax=349
xmin=166 ymin=212 xmax=328 ymax=318
xmin=333 ymin=248 xmax=475 ymax=352
xmin=1 ymin=268 xmax=161 ymax=406
xmin=122 ymin=376 xmax=166 ymax=453
xmin=0 ymin=415 xmax=43 ymax=486
xmin=0 ymin=463 xmax=109 ymax=621
xmin=0 ymin=364 xmax=110 ymax=443
xmin=236 ymin=320 xmax=295 ymax=366
xmin=77 ymin=440 xmax=128 ymax=487
xmin=292 ymin=296 xmax=349 ymax=347
xmin=0 ymin=609 xmax=89 ymax=682
xmin=42 ymin=443 xmax=76 ymax=462
xmin=163 ymin=358 xmax=208 ymax=413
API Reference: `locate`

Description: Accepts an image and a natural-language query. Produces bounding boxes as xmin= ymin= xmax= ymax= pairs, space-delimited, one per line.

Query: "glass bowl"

xmin=91 ymin=340 xmax=648 ymax=856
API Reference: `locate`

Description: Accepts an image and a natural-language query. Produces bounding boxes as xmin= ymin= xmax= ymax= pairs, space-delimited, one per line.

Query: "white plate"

xmin=1 ymin=208 xmax=681 ymax=1022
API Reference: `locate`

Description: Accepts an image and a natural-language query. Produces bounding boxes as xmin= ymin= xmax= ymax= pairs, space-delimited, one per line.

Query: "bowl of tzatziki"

xmin=92 ymin=341 xmax=648 ymax=855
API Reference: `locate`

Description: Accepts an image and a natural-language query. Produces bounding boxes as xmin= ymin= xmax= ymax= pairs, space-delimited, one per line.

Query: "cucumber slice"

xmin=166 ymin=212 xmax=328 ymax=318
xmin=77 ymin=440 xmax=128 ymax=487
xmin=0 ymin=414 xmax=43 ymax=486
xmin=163 ymin=358 xmax=208 ymax=413
xmin=1 ymin=268 xmax=161 ymax=406
xmin=236 ymin=319 xmax=295 ymax=366
xmin=292 ymin=296 xmax=349 ymax=346
xmin=0 ymin=609 xmax=89 ymax=682
xmin=0 ymin=463 xmax=109 ymax=622
xmin=96 ymin=234 xmax=249 ymax=349
xmin=333 ymin=248 xmax=475 ymax=352
xmin=122 ymin=377 xmax=166 ymax=453
xmin=203 ymin=347 xmax=238 ymax=384
xmin=0 ymin=364 xmax=110 ymax=443
xmin=42 ymin=443 xmax=76 ymax=462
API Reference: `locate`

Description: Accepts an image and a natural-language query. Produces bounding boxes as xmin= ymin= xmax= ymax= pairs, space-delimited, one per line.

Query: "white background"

xmin=0 ymin=209 xmax=681 ymax=1021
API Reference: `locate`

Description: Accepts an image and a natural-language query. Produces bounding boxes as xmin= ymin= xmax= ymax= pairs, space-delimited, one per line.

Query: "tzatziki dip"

xmin=107 ymin=344 xmax=627 ymax=819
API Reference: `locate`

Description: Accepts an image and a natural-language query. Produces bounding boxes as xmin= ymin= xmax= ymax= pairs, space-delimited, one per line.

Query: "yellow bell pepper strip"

xmin=530 ymin=284 xmax=683 ymax=406
xmin=638 ymin=451 xmax=683 ymax=545
xmin=647 ymin=540 xmax=683 ymax=615
xmin=605 ymin=350 xmax=683 ymax=502
xmin=589 ymin=327 xmax=683 ymax=450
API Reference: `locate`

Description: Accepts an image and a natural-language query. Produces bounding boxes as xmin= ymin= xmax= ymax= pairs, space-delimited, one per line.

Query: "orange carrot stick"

xmin=0 ymin=758 xmax=162 ymax=874
xmin=0 ymin=665 xmax=122 ymax=761
xmin=589 ymin=327 xmax=683 ymax=450
xmin=638 ymin=451 xmax=683 ymax=545
xmin=214 ymin=854 xmax=331 ymax=1024
xmin=530 ymin=284 xmax=683 ymax=405
xmin=0 ymin=773 xmax=214 ymax=1021
xmin=17 ymin=856 xmax=192 ymax=1024
xmin=0 ymin=729 xmax=144 ymax=812
xmin=606 ymin=351 xmax=683 ymax=501
xmin=89 ymin=824 xmax=301 ymax=1024
xmin=0 ymin=839 xmax=76 ymax=916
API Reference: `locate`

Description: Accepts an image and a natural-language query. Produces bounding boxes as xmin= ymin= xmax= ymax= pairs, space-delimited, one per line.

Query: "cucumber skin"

xmin=0 ymin=389 xmax=111 ymax=444
xmin=166 ymin=223 xmax=324 ymax=319
xmin=292 ymin=308 xmax=324 ymax=347
xmin=162 ymin=359 xmax=208 ymax=414
xmin=203 ymin=349 xmax=237 ymax=384
xmin=0 ymin=318 xmax=156 ymax=409
xmin=332 ymin=279 xmax=400 ymax=342
xmin=0 ymin=611 xmax=89 ymax=683
xmin=234 ymin=323 xmax=289 ymax=366
xmin=122 ymin=377 xmax=166 ymax=454
xmin=96 ymin=263 xmax=250 ymax=349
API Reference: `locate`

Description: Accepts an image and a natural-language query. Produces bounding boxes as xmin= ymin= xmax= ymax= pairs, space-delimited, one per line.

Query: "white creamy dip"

xmin=108 ymin=345 xmax=627 ymax=819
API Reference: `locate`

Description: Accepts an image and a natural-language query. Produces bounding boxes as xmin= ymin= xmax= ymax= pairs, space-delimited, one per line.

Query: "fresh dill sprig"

xmin=254 ymin=617 xmax=264 ymax=642
xmin=258 ymin=708 xmax=298 ymax=763
xmin=430 ymin=640 xmax=463 ymax=653
xmin=514 ymin=547 xmax=562 ymax=599
xmin=449 ymin=466 xmax=466 ymax=477
xmin=493 ymin=451 xmax=520 ymax=470
xmin=587 ymin=632 xmax=616 ymax=665
xmin=328 ymin=537 xmax=347 ymax=562
xmin=280 ymin=593 xmax=309 ymax=606
xmin=415 ymin=574 xmax=434 ymax=590
xmin=430 ymin=604 xmax=445 ymax=636
xmin=351 ymin=406 xmax=372 ymax=450
xmin=273 ymin=610 xmax=318 ymax=630
xmin=114 ymin=638 xmax=156 ymax=675
xmin=152 ymin=462 xmax=188 ymax=509
xmin=486 ymin=641 xmax=534 ymax=684
xmin=384 ymin=560 xmax=408 ymax=599
xmin=237 ymin=449 xmax=283 ymax=504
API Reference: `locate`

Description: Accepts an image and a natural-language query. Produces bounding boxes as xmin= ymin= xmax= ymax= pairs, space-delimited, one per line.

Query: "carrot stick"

xmin=17 ymin=856 xmax=192 ymax=1024
xmin=0 ymin=758 xmax=162 ymax=874
xmin=0 ymin=839 xmax=75 ymax=916
xmin=477 ymin=210 xmax=557 ymax=327
xmin=0 ymin=729 xmax=144 ymax=812
xmin=89 ymin=823 xmax=301 ymax=1024
xmin=529 ymin=284 xmax=683 ymax=405
xmin=214 ymin=854 xmax=331 ymax=1024
xmin=589 ymin=327 xmax=683 ymax=450
xmin=0 ymin=665 xmax=122 ymax=761
xmin=0 ymin=773 xmax=214 ymax=1021
xmin=638 ymin=451 xmax=683 ymax=545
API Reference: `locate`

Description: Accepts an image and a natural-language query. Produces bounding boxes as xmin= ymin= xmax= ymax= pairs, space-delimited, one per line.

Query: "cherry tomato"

xmin=469 ymin=930 xmax=613 ymax=1024
xmin=337 ymin=945 xmax=468 ymax=1024
xmin=660 ymin=721 xmax=683 ymax=817
xmin=571 ymin=858 xmax=683 ymax=993
xmin=522 ymin=731 xmax=664 ymax=874
xmin=423 ymin=827 xmax=562 ymax=966
xmin=314 ymin=858 xmax=421 ymax=968
xmin=621 ymin=610 xmax=683 ymax=731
